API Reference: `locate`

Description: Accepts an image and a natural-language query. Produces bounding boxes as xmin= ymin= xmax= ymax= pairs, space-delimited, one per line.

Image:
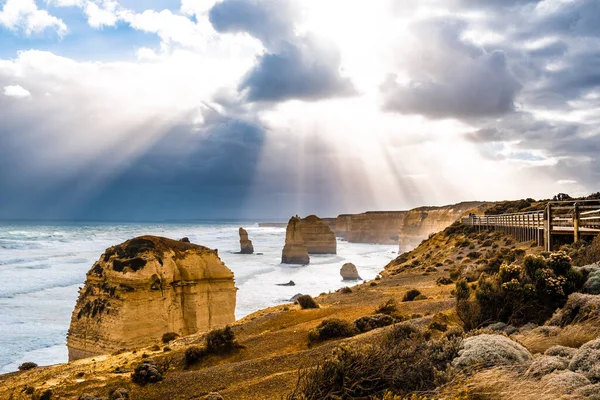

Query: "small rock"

xmin=340 ymin=263 xmax=362 ymax=280
xmin=276 ymin=280 xmax=295 ymax=286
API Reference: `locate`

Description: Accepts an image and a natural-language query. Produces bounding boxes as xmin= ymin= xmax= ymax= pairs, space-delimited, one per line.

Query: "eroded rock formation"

xmin=335 ymin=202 xmax=486 ymax=251
xmin=239 ymin=227 xmax=254 ymax=254
xmin=67 ymin=236 xmax=237 ymax=361
xmin=340 ymin=263 xmax=362 ymax=280
xmin=300 ymin=215 xmax=337 ymax=254
xmin=281 ymin=216 xmax=310 ymax=264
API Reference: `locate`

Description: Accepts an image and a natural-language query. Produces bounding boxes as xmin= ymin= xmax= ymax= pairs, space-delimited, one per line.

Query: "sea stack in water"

xmin=281 ymin=216 xmax=310 ymax=264
xmin=301 ymin=215 xmax=337 ymax=254
xmin=239 ymin=227 xmax=254 ymax=254
xmin=340 ymin=263 xmax=362 ymax=280
xmin=67 ymin=236 xmax=237 ymax=361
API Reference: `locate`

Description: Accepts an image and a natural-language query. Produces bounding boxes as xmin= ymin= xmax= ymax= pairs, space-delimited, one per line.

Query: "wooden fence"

xmin=462 ymin=200 xmax=600 ymax=251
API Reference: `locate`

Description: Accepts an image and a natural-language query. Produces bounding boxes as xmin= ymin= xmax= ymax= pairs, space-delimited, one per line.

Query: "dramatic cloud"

xmin=383 ymin=18 xmax=522 ymax=119
xmin=1 ymin=0 xmax=599 ymax=221
xmin=209 ymin=0 xmax=355 ymax=102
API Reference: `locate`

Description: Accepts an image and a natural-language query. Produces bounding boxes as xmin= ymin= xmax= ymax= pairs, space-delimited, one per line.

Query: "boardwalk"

xmin=462 ymin=200 xmax=600 ymax=251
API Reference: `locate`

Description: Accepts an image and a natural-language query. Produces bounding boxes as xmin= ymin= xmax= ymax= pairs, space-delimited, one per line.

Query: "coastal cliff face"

xmin=67 ymin=236 xmax=236 ymax=361
xmin=239 ymin=227 xmax=254 ymax=254
xmin=335 ymin=202 xmax=485 ymax=250
xmin=300 ymin=215 xmax=337 ymax=254
xmin=336 ymin=211 xmax=407 ymax=244
xmin=281 ymin=217 xmax=310 ymax=264
xmin=397 ymin=202 xmax=485 ymax=251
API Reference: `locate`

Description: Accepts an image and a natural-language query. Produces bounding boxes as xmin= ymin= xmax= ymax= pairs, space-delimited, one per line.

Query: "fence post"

xmin=574 ymin=203 xmax=580 ymax=243
xmin=544 ymin=203 xmax=552 ymax=251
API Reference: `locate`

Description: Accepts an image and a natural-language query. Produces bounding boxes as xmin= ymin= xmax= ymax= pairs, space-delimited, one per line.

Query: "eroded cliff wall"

xmin=301 ymin=215 xmax=337 ymax=254
xmin=67 ymin=236 xmax=237 ymax=360
xmin=335 ymin=202 xmax=485 ymax=250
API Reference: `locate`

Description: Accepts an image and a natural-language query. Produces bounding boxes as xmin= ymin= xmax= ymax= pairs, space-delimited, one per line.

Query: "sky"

xmin=0 ymin=0 xmax=599 ymax=221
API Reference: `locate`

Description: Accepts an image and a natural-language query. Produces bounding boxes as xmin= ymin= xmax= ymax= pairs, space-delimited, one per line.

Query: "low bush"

xmin=436 ymin=277 xmax=453 ymax=285
xmin=541 ymin=370 xmax=590 ymax=393
xmin=455 ymin=252 xmax=585 ymax=328
xmin=131 ymin=361 xmax=163 ymax=385
xmin=337 ymin=286 xmax=352 ymax=294
xmin=428 ymin=321 xmax=448 ymax=332
xmin=547 ymin=293 xmax=600 ymax=326
xmin=18 ymin=362 xmax=38 ymax=371
xmin=452 ymin=334 xmax=532 ymax=369
xmin=374 ymin=298 xmax=402 ymax=318
xmin=205 ymin=326 xmax=238 ymax=354
xmin=525 ymin=356 xmax=569 ymax=379
xmin=308 ymin=319 xmax=356 ymax=344
xmin=545 ymin=345 xmax=577 ymax=359
xmin=290 ymin=325 xmax=461 ymax=399
xmin=467 ymin=251 xmax=481 ymax=260
xmin=184 ymin=346 xmax=206 ymax=366
xmin=569 ymin=338 xmax=600 ymax=382
xmin=354 ymin=314 xmax=395 ymax=333
xmin=296 ymin=295 xmax=319 ymax=309
xmin=109 ymin=388 xmax=130 ymax=400
xmin=161 ymin=332 xmax=179 ymax=343
xmin=402 ymin=289 xmax=422 ymax=302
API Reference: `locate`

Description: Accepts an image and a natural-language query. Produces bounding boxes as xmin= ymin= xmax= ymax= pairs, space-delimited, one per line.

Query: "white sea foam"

xmin=0 ymin=222 xmax=396 ymax=373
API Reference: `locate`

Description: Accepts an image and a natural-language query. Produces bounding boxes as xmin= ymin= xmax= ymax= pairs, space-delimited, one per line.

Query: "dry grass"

xmin=514 ymin=321 xmax=600 ymax=354
xmin=466 ymin=367 xmax=564 ymax=400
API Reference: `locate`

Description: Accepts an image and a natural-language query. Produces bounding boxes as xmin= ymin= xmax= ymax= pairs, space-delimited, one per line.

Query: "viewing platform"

xmin=462 ymin=200 xmax=600 ymax=251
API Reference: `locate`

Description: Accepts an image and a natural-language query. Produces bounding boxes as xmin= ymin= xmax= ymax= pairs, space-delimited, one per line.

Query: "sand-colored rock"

xmin=281 ymin=216 xmax=310 ymax=264
xmin=335 ymin=202 xmax=486 ymax=251
xmin=239 ymin=227 xmax=254 ymax=254
xmin=340 ymin=263 xmax=362 ymax=280
xmin=300 ymin=215 xmax=337 ymax=254
xmin=67 ymin=236 xmax=237 ymax=361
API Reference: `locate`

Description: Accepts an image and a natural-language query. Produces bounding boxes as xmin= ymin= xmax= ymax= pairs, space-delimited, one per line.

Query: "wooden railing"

xmin=462 ymin=200 xmax=600 ymax=251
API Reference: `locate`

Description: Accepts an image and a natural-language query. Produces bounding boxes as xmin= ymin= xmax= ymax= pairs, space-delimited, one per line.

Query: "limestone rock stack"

xmin=67 ymin=236 xmax=237 ymax=361
xmin=340 ymin=263 xmax=362 ymax=280
xmin=281 ymin=216 xmax=310 ymax=264
xmin=238 ymin=227 xmax=254 ymax=254
xmin=300 ymin=215 xmax=337 ymax=254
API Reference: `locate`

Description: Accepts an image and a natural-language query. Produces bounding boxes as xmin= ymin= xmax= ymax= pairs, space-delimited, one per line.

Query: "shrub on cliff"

xmin=161 ymin=332 xmax=179 ymax=343
xmin=184 ymin=346 xmax=206 ymax=366
xmin=525 ymin=356 xmax=569 ymax=378
xmin=296 ymin=295 xmax=319 ymax=309
xmin=402 ymin=289 xmax=422 ymax=302
xmin=547 ymin=293 xmax=600 ymax=326
xmin=452 ymin=334 xmax=532 ymax=369
xmin=205 ymin=326 xmax=238 ymax=354
xmin=354 ymin=314 xmax=395 ymax=333
xmin=569 ymin=338 xmax=600 ymax=382
xmin=18 ymin=362 xmax=38 ymax=371
xmin=308 ymin=319 xmax=356 ymax=344
xmin=290 ymin=325 xmax=461 ymax=399
xmin=131 ymin=361 xmax=163 ymax=385
xmin=455 ymin=252 xmax=584 ymax=328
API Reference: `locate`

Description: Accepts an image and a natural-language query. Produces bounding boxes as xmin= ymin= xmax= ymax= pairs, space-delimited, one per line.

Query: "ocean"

xmin=0 ymin=222 xmax=396 ymax=373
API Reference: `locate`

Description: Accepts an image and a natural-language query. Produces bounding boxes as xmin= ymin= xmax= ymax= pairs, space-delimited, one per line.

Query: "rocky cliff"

xmin=335 ymin=202 xmax=485 ymax=250
xmin=67 ymin=236 xmax=237 ymax=361
xmin=239 ymin=227 xmax=254 ymax=254
xmin=300 ymin=215 xmax=337 ymax=254
xmin=397 ymin=202 xmax=485 ymax=251
xmin=281 ymin=216 xmax=310 ymax=264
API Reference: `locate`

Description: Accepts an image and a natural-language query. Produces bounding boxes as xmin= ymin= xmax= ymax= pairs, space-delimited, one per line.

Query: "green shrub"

xmin=308 ymin=319 xmax=356 ymax=344
xmin=455 ymin=251 xmax=584 ymax=328
xmin=290 ymin=326 xmax=461 ymax=399
xmin=354 ymin=314 xmax=395 ymax=333
xmin=436 ymin=277 xmax=453 ymax=285
xmin=184 ymin=346 xmax=206 ymax=366
xmin=205 ymin=326 xmax=238 ymax=354
xmin=296 ymin=295 xmax=319 ymax=309
xmin=18 ymin=362 xmax=38 ymax=371
xmin=161 ymin=332 xmax=179 ymax=343
xmin=402 ymin=289 xmax=422 ymax=302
